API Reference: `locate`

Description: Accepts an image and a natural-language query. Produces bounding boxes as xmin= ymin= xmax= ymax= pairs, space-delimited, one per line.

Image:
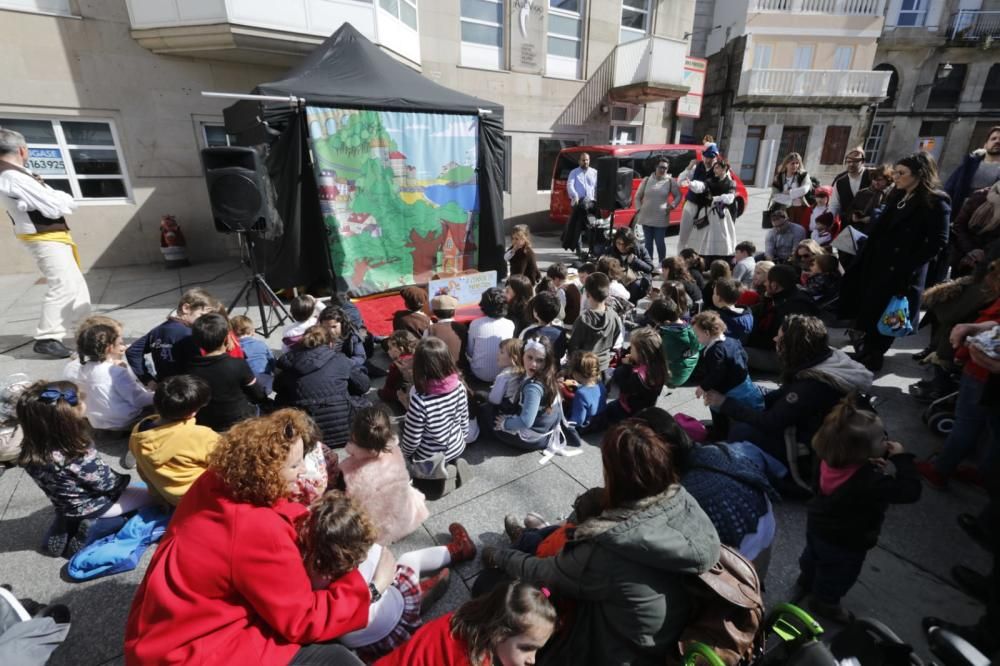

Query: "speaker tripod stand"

xmin=229 ymin=232 xmax=291 ymax=338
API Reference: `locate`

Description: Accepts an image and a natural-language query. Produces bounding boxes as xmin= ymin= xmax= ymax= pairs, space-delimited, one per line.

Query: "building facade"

xmin=696 ymin=0 xmax=891 ymax=187
xmin=867 ymin=0 xmax=1000 ymax=176
xmin=0 ymin=0 xmax=695 ymax=274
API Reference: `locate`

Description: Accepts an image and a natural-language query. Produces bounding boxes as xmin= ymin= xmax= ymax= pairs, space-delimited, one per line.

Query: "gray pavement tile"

xmin=423 ymin=464 xmax=587 ymax=582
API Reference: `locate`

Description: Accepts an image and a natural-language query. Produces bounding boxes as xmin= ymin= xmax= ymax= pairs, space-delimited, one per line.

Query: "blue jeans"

xmin=933 ymin=373 xmax=1000 ymax=477
xmin=643 ymin=225 xmax=667 ymax=264
xmin=798 ymin=531 xmax=867 ymax=604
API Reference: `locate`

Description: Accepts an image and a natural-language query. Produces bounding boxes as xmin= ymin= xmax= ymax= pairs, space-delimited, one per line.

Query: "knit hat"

xmin=702 ymin=143 xmax=719 ymax=158
xmin=431 ymin=294 xmax=459 ymax=311
xmin=815 ymin=185 xmax=832 ymax=199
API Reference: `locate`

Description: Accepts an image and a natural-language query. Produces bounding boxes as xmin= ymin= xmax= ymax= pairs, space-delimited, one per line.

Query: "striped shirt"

xmin=400 ymin=384 xmax=469 ymax=463
xmin=467 ymin=316 xmax=516 ymax=383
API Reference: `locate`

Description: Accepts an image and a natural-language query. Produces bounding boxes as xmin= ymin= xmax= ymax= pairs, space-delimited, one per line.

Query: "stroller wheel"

xmin=928 ymin=412 xmax=955 ymax=437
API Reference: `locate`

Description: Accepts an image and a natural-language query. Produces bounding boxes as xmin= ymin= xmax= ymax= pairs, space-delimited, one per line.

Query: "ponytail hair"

xmin=811 ymin=395 xmax=885 ymax=468
xmin=450 ymin=580 xmax=556 ymax=664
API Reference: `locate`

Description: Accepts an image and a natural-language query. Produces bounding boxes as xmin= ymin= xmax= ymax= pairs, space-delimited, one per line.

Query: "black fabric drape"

xmin=477 ymin=112 xmax=506 ymax=279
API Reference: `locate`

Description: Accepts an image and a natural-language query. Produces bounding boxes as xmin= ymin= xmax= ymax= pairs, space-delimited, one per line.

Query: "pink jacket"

xmin=340 ymin=440 xmax=429 ymax=544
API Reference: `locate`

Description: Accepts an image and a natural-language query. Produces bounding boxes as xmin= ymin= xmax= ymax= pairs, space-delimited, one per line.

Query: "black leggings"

xmin=291 ymin=643 xmax=363 ymax=665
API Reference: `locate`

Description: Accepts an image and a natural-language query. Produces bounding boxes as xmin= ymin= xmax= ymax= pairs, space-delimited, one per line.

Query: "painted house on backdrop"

xmin=0 ymin=0 xmax=698 ymax=275
xmin=866 ymin=0 xmax=1000 ymax=174
xmin=695 ymin=0 xmax=891 ymax=186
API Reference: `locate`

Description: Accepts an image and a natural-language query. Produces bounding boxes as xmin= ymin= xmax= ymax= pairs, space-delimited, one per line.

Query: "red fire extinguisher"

xmin=160 ymin=215 xmax=189 ymax=268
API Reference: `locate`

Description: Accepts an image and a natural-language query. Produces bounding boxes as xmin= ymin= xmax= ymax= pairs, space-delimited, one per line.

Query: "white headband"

xmin=524 ymin=339 xmax=546 ymax=356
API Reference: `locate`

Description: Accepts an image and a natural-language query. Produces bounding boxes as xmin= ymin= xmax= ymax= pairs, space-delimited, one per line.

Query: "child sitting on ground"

xmin=732 ymin=241 xmax=757 ymax=287
xmin=804 ymin=253 xmax=842 ymax=303
xmin=378 ymin=330 xmax=418 ymax=407
xmin=701 ymin=259 xmax=732 ymax=313
xmin=393 ymin=286 xmax=431 ymax=338
xmin=74 ymin=323 xmax=154 ymax=432
xmin=401 ymin=337 xmax=472 ymax=496
xmin=520 ymin=291 xmax=567 ymax=362
xmin=713 ymin=278 xmax=754 ymax=344
xmin=562 ymin=351 xmax=606 ymax=431
xmin=568 ymin=273 xmax=623 ymax=373
xmin=425 ymin=294 xmax=468 ymax=368
xmin=595 ymin=256 xmax=633 ymax=308
xmin=595 ymin=327 xmax=666 ymax=429
xmin=281 ymin=294 xmax=319 ymax=352
xmin=546 ymin=262 xmax=581 ymax=325
xmin=505 ymin=224 xmax=540 ymax=284
xmin=129 ymin=375 xmax=219 ymax=507
xmin=298 ymin=491 xmax=476 ymax=662
xmin=811 ymin=211 xmax=839 ymax=248
xmin=646 ymin=298 xmax=701 ymax=388
xmin=126 ymin=288 xmax=214 ymax=385
xmin=693 ymin=311 xmax=763 ymax=435
xmin=186 ymin=313 xmax=267 ymax=432
xmin=488 ymin=338 xmax=524 ymax=412
xmin=467 ymin=287 xmax=516 ymax=384
xmin=339 ymin=405 xmax=429 ymax=545
xmin=374 ymin=579 xmax=556 ymax=666
xmin=230 ymin=315 xmax=275 ymax=394
xmin=320 ymin=304 xmax=368 ymax=368
xmin=798 ymin=397 xmax=921 ymax=622
xmin=17 ymin=381 xmax=155 ymax=557
xmin=65 ymin=315 xmax=124 ymax=384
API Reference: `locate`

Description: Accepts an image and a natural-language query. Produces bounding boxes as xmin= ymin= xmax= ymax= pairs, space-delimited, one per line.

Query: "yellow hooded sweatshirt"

xmin=129 ymin=416 xmax=219 ymax=506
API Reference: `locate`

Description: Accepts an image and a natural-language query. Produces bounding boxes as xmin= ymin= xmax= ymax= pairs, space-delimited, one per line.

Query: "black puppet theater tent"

xmin=228 ymin=23 xmax=505 ymax=296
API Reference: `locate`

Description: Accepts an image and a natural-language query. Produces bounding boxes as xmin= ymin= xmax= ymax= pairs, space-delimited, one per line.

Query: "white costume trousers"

xmin=21 ymin=239 xmax=91 ymax=340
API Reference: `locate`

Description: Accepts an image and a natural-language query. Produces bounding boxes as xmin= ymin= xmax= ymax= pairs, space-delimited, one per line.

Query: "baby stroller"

xmin=921 ymin=390 xmax=958 ymax=438
xmin=684 ymin=602 xmax=924 ymax=666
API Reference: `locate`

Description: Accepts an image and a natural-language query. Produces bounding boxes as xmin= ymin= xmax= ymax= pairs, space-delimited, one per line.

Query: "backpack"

xmin=671 ymin=545 xmax=765 ymax=665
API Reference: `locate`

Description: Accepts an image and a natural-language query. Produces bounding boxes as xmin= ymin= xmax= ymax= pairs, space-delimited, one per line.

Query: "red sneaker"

xmin=915 ymin=460 xmax=949 ymax=490
xmin=446 ymin=523 xmax=477 ymax=564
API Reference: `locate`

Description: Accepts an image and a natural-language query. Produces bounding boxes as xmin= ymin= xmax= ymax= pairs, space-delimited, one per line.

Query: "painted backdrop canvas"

xmin=306 ymin=106 xmax=479 ymax=295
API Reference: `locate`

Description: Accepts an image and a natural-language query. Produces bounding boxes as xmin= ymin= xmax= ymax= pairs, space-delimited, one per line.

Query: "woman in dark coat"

xmin=274 ymin=325 xmax=371 ymax=447
xmin=950 ymin=183 xmax=1000 ymax=277
xmin=605 ymin=227 xmax=654 ymax=303
xmin=838 ymin=153 xmax=951 ymax=372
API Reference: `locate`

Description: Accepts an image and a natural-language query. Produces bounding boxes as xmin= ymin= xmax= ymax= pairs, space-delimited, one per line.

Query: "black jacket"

xmin=808 ymin=454 xmax=921 ymax=551
xmin=695 ymin=337 xmax=748 ymax=394
xmin=607 ymin=245 xmax=654 ymax=282
xmin=839 ymin=189 xmax=950 ymax=328
xmin=747 ymin=287 xmax=818 ymax=350
xmin=274 ymin=345 xmax=371 ymax=447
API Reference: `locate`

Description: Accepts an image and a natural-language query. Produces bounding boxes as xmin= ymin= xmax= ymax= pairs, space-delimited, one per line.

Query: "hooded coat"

xmin=274 ymin=345 xmax=371 ymax=447
xmin=568 ymin=308 xmax=622 ymax=371
xmin=494 ymin=485 xmax=721 ymax=666
xmin=719 ymin=348 xmax=873 ymax=451
xmin=129 ymin=416 xmax=219 ymax=506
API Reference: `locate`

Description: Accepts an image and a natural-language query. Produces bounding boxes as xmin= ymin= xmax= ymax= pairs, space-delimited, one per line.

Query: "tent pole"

xmin=202 ymin=91 xmax=305 ymax=106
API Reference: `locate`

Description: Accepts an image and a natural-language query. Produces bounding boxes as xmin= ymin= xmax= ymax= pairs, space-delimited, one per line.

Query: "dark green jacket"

xmin=495 ymin=485 xmax=721 ymax=666
xmin=660 ymin=322 xmax=701 ymax=388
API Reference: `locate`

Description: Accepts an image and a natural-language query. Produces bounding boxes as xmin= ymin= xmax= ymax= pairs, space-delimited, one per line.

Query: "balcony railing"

xmin=752 ymin=0 xmax=885 ymax=15
xmin=948 ymin=10 xmax=1000 ymax=43
xmin=739 ymin=68 xmax=891 ymax=100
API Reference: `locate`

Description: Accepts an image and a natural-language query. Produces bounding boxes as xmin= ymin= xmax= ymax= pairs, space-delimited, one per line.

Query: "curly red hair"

xmin=207 ymin=408 xmax=319 ymax=506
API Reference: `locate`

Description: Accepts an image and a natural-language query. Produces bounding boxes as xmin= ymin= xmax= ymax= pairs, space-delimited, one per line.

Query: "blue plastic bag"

xmin=877 ymin=296 xmax=913 ymax=337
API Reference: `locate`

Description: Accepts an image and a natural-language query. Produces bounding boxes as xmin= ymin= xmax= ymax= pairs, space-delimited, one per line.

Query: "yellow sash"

xmin=17 ymin=231 xmax=82 ymax=268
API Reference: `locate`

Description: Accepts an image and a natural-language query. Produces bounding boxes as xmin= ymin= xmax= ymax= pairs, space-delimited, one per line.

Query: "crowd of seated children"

xmin=320 ymin=304 xmax=368 ymax=368
xmin=424 ymin=294 xmax=468 ymax=368
xmin=230 ymin=315 xmax=275 ymax=394
xmin=393 ymin=286 xmax=431 ymax=338
xmin=714 ymin=278 xmax=754 ymax=344
xmin=544 ymin=262 xmax=581 ymax=325
xmin=467 ymin=287 xmax=516 ymax=384
xmin=519 ymin=291 xmax=567 ymax=362
xmin=505 ymin=224 xmax=541 ymax=284
xmin=129 ymin=375 xmax=218 ymax=507
xmin=282 ymin=294 xmax=319 ymax=352
xmin=400 ymin=337 xmax=471 ymax=496
xmin=732 ymin=241 xmax=756 ymax=287
xmin=661 ymin=256 xmax=703 ymax=307
xmin=126 ymin=288 xmax=214 ymax=385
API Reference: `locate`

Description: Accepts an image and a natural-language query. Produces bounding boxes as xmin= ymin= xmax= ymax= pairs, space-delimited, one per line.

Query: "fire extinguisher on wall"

xmin=159 ymin=215 xmax=189 ymax=268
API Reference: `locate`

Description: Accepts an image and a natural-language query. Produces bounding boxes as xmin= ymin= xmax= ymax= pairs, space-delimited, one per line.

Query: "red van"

xmin=549 ymin=144 xmax=749 ymax=229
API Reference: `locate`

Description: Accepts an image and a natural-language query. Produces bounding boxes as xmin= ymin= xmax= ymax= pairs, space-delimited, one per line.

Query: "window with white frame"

xmin=460 ymin=0 xmax=504 ymax=70
xmin=379 ymin=0 xmax=418 ymax=30
xmin=610 ymin=104 xmax=642 ymax=145
xmin=202 ymin=123 xmax=236 ymax=148
xmin=547 ymin=0 xmax=583 ymax=79
xmin=793 ymin=45 xmax=815 ymax=70
xmin=753 ymin=44 xmax=773 ymax=70
xmin=833 ymin=46 xmax=854 ymax=70
xmin=896 ymin=0 xmax=927 ymax=26
xmin=864 ymin=121 xmax=887 ymax=164
xmin=0 ymin=0 xmax=76 ymax=17
xmin=620 ymin=0 xmax=652 ymax=44
xmin=0 ymin=116 xmax=130 ymax=200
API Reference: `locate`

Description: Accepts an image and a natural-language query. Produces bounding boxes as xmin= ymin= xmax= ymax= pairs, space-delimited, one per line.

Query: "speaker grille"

xmin=209 ymin=171 xmax=263 ymax=223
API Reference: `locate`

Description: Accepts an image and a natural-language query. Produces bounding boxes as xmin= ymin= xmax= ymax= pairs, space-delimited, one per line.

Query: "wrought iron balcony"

xmin=948 ymin=10 xmax=1000 ymax=45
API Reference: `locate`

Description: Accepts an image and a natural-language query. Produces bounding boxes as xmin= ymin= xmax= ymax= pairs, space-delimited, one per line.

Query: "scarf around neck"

xmin=425 ymin=372 xmax=460 ymax=395
xmin=969 ymin=184 xmax=1000 ymax=233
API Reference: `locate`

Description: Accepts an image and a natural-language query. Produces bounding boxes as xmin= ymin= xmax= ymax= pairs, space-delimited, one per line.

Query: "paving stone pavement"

xmin=0 ymin=190 xmax=990 ymax=664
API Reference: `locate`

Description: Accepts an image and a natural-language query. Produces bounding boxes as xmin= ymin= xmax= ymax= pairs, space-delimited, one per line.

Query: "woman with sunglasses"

xmin=634 ymin=158 xmax=681 ymax=264
xmin=792 ymin=239 xmax=825 ymax=282
xmin=127 ymin=409 xmax=380 ymax=666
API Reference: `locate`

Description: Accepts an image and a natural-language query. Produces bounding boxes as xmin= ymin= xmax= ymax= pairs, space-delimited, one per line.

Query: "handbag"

xmin=877 ymin=295 xmax=914 ymax=337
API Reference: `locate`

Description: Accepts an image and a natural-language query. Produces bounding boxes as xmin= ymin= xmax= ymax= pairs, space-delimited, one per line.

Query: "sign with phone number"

xmin=27 ymin=148 xmax=67 ymax=176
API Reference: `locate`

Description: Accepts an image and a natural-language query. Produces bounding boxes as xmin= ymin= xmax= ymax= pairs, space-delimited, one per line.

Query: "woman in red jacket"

xmin=125 ymin=409 xmax=391 ymax=665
